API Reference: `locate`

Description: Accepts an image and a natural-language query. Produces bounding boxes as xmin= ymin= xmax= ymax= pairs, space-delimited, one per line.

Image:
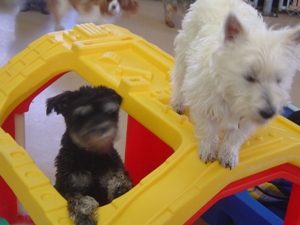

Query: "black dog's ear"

xmin=46 ymin=91 xmax=72 ymax=115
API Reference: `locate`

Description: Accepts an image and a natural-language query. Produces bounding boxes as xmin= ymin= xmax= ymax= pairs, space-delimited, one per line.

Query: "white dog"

xmin=171 ymin=0 xmax=300 ymax=168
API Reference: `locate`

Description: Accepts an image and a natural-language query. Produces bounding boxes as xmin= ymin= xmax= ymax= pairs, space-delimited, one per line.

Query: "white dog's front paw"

xmin=172 ymin=102 xmax=184 ymax=114
xmin=199 ymin=147 xmax=217 ymax=164
xmin=218 ymin=150 xmax=239 ymax=169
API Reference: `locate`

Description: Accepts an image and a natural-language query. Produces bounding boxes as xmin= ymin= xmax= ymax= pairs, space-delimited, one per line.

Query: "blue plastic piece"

xmin=282 ymin=104 xmax=299 ymax=117
xmin=203 ymin=192 xmax=283 ymax=225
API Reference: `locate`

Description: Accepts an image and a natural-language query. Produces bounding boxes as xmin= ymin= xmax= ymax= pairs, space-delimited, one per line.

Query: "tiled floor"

xmin=0 ymin=0 xmax=299 ymax=224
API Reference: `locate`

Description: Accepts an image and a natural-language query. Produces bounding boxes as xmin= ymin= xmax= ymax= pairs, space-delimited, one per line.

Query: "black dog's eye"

xmin=245 ymin=74 xmax=257 ymax=83
xmin=99 ymin=126 xmax=109 ymax=133
xmin=73 ymin=105 xmax=93 ymax=116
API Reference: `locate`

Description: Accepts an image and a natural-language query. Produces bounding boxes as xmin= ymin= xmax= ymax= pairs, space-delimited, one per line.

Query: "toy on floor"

xmin=0 ymin=24 xmax=299 ymax=225
xmin=20 ymin=0 xmax=49 ymax=15
xmin=48 ymin=0 xmax=138 ymax=30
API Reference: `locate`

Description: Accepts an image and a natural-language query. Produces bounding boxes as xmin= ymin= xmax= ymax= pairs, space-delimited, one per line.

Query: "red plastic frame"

xmin=0 ymin=74 xmax=63 ymax=224
xmin=125 ymin=116 xmax=174 ymax=185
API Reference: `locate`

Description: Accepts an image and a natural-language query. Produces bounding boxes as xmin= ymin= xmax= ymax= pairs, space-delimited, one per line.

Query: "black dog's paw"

xmin=68 ymin=195 xmax=99 ymax=225
xmin=72 ymin=214 xmax=97 ymax=225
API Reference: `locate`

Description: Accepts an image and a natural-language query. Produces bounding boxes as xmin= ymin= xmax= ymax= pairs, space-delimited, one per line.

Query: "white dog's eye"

xmin=245 ymin=75 xmax=257 ymax=83
xmin=276 ymin=78 xmax=282 ymax=84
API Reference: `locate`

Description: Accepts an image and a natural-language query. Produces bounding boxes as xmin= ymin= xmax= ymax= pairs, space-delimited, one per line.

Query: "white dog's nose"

xmin=259 ymin=107 xmax=275 ymax=119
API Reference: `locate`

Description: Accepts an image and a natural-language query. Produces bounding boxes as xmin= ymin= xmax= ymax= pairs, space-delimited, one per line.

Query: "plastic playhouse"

xmin=0 ymin=24 xmax=299 ymax=225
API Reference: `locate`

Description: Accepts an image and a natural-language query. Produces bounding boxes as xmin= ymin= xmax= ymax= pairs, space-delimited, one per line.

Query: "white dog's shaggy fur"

xmin=171 ymin=0 xmax=300 ymax=168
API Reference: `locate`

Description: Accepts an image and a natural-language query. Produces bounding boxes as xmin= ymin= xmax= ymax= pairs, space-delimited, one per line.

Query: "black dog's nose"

xmin=111 ymin=5 xmax=116 ymax=10
xmin=259 ymin=107 xmax=276 ymax=119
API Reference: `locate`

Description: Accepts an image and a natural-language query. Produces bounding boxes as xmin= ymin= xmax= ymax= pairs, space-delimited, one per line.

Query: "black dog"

xmin=46 ymin=86 xmax=132 ymax=225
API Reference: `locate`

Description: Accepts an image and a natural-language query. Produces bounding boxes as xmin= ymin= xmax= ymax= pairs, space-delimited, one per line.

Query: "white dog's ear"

xmin=285 ymin=27 xmax=300 ymax=63
xmin=224 ymin=13 xmax=245 ymax=42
